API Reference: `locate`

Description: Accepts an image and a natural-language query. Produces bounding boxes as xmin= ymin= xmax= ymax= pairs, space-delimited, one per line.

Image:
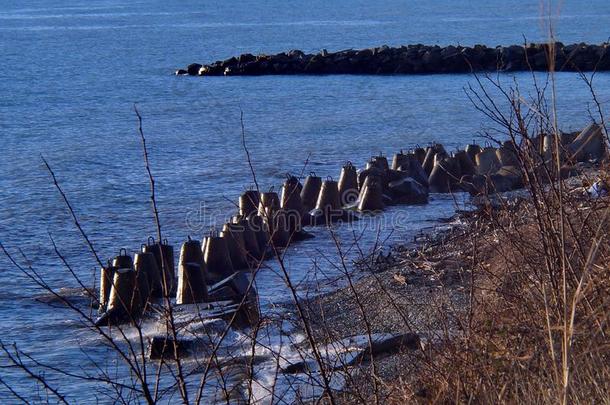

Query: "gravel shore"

xmin=294 ymin=164 xmax=604 ymax=403
xmin=299 ymin=214 xmax=477 ymax=402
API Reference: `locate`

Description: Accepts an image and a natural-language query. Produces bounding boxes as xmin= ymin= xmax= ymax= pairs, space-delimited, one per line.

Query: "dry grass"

xmin=388 ymin=146 xmax=610 ymax=404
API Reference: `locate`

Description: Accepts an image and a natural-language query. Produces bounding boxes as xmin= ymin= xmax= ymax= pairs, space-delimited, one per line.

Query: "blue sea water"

xmin=1 ymin=0 xmax=610 ymax=402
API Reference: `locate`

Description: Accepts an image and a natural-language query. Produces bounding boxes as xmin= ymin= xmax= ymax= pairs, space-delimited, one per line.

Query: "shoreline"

xmin=296 ymin=210 xmax=473 ymax=401
xmin=289 ymin=164 xmax=606 ymax=403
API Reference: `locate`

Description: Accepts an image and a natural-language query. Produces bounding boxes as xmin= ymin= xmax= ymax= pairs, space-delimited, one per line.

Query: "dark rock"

xmin=207 ymin=272 xmax=260 ymax=328
xmin=149 ymin=336 xmax=193 ymax=360
xmin=348 ymin=333 xmax=421 ymax=365
xmin=388 ymin=177 xmax=428 ymax=204
xmin=465 ymin=168 xmax=521 ymax=195
xmin=398 ymin=154 xmax=429 ymax=187
xmin=181 ymin=42 xmax=610 ymax=77
xmin=186 ymin=63 xmax=202 ymax=76
xmin=282 ymin=360 xmax=315 ymax=374
xmin=358 ymin=166 xmax=388 ymax=192
xmin=238 ymin=53 xmax=256 ymax=64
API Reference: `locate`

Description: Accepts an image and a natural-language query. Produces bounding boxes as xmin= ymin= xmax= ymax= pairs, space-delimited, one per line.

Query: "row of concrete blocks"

xmin=95 ymin=146 xmax=440 ymax=326
xmin=97 ymin=239 xmax=174 ymax=325
xmin=96 ymin=123 xmax=604 ymax=326
xmin=420 ymin=123 xmax=605 ymax=194
xmin=296 ymin=157 xmax=430 ymax=217
xmin=96 ymin=233 xmax=259 ymax=326
xmin=95 ymin=155 xmax=434 ymax=324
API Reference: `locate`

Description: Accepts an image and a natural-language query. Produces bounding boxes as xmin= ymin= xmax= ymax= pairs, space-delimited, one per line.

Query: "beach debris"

xmin=282 ymin=360 xmax=314 ymax=374
xmin=586 ymin=179 xmax=608 ymax=198
xmin=149 ymin=335 xmax=193 ymax=360
xmin=393 ymin=272 xmax=408 ymax=285
xmin=347 ymin=332 xmax=421 ymax=365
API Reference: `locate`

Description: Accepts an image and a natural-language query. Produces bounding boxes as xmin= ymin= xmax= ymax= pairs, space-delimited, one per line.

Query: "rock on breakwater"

xmin=177 ymin=42 xmax=610 ymax=76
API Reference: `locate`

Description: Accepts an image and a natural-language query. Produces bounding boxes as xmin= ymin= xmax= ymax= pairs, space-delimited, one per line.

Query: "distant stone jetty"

xmin=177 ymin=42 xmax=610 ymax=76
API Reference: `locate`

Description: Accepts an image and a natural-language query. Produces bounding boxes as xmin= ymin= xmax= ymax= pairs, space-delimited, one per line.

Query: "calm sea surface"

xmin=1 ymin=0 xmax=609 ymax=402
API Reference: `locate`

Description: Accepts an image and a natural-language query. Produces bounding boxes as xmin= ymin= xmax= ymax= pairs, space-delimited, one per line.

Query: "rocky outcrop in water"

xmin=177 ymin=42 xmax=610 ymax=76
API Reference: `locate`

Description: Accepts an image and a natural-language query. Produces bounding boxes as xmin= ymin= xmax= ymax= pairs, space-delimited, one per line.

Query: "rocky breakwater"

xmin=177 ymin=42 xmax=610 ymax=76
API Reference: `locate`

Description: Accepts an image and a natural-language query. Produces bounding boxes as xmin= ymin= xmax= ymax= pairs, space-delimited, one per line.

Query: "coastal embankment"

xmin=178 ymin=42 xmax=610 ymax=76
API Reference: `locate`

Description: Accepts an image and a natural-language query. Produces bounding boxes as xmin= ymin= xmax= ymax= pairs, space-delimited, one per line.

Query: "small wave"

xmin=0 ymin=20 xmax=395 ymax=32
xmin=439 ymin=13 xmax=610 ymax=23
xmin=0 ymin=5 xmax=129 ymax=15
xmin=0 ymin=11 xmax=208 ymax=20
